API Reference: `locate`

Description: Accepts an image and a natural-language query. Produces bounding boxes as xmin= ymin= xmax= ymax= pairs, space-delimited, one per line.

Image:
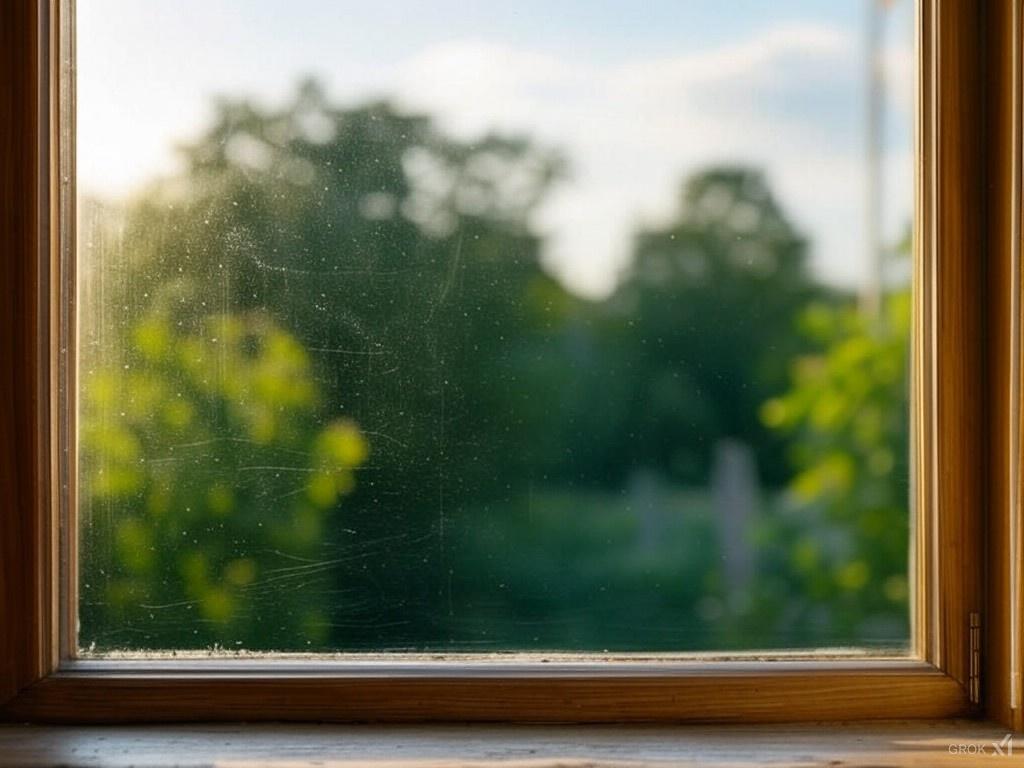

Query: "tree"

xmin=745 ymin=289 xmax=911 ymax=646
xmin=79 ymin=79 xmax=573 ymax=649
xmin=79 ymin=311 xmax=367 ymax=650
xmin=599 ymin=168 xmax=823 ymax=487
xmin=80 ymin=78 xmax=901 ymax=652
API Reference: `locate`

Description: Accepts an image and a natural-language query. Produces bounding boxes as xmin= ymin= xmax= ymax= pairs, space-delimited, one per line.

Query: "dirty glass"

xmin=76 ymin=0 xmax=916 ymax=653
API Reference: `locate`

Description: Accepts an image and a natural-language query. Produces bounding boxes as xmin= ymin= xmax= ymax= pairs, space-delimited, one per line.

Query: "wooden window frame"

xmin=0 ymin=0 xmax=1021 ymax=727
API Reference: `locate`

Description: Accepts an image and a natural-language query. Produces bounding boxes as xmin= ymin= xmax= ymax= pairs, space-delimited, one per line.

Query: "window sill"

xmin=1 ymin=720 xmax=1020 ymax=767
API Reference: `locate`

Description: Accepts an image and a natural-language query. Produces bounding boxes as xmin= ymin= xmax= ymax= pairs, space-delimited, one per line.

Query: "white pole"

xmin=863 ymin=0 xmax=886 ymax=319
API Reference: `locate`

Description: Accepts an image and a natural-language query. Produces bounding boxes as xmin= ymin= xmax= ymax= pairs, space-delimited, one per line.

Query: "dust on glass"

xmin=75 ymin=0 xmax=914 ymax=654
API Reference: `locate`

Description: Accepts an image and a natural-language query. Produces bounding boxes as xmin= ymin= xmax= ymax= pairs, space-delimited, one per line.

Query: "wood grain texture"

xmin=0 ymin=0 xmax=54 ymax=708
xmin=920 ymin=0 xmax=986 ymax=688
xmin=912 ymin=0 xmax=935 ymax=669
xmin=0 ymin=0 xmax=1006 ymax=727
xmin=1 ymin=721 xmax=1021 ymax=768
xmin=984 ymin=0 xmax=1024 ymax=734
xmin=2 ymin=662 xmax=966 ymax=724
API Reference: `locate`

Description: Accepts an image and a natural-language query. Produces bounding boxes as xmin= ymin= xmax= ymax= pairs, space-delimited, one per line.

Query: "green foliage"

xmin=78 ymin=79 xmax=910 ymax=652
xmin=447 ymin=487 xmax=721 ymax=650
xmin=82 ymin=78 xmax=568 ymax=502
xmin=602 ymin=168 xmax=825 ymax=486
xmin=79 ymin=81 xmax=575 ymax=649
xmin=79 ymin=312 xmax=366 ymax=650
xmin=746 ymin=292 xmax=911 ymax=646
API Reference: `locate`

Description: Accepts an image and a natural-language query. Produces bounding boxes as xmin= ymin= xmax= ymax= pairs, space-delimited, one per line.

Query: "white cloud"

xmin=611 ymin=22 xmax=851 ymax=88
xmin=389 ymin=23 xmax=912 ymax=297
xmin=78 ymin=18 xmax=914 ymax=299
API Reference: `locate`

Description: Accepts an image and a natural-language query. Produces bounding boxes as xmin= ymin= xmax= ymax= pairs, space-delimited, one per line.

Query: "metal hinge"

xmin=970 ymin=611 xmax=981 ymax=705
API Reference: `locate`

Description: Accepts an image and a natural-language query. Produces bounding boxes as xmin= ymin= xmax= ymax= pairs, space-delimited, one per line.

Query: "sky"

xmin=77 ymin=0 xmax=915 ymax=298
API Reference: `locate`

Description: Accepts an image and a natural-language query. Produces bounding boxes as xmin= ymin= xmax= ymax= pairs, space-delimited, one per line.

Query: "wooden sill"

xmin=1 ymin=720 xmax=1022 ymax=767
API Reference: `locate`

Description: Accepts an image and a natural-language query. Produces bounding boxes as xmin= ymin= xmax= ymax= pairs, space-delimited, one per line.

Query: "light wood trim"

xmin=916 ymin=0 xmax=985 ymax=684
xmin=5 ymin=661 xmax=965 ymax=724
xmin=985 ymin=0 xmax=1024 ymax=733
xmin=55 ymin=0 xmax=77 ymax=664
xmin=2 ymin=721 xmax=1017 ymax=767
xmin=911 ymin=0 xmax=936 ymax=667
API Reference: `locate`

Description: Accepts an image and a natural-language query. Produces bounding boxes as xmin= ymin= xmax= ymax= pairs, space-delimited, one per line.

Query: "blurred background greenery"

xmin=78 ymin=81 xmax=910 ymax=653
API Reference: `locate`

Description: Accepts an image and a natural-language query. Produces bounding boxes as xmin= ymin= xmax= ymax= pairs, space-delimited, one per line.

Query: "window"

xmin=76 ymin=0 xmax=915 ymax=656
xmin=1 ymin=0 xmax=1021 ymax=728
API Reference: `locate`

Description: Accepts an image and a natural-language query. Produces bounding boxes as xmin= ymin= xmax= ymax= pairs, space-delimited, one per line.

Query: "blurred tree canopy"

xmin=79 ymin=79 xmax=909 ymax=652
xmin=80 ymin=312 xmax=367 ymax=649
xmin=745 ymin=289 xmax=911 ymax=646
xmin=81 ymin=80 xmax=574 ymax=648
xmin=600 ymin=168 xmax=826 ymax=487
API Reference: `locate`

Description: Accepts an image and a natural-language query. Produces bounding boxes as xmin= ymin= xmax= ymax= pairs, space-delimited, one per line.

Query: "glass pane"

xmin=76 ymin=0 xmax=915 ymax=653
